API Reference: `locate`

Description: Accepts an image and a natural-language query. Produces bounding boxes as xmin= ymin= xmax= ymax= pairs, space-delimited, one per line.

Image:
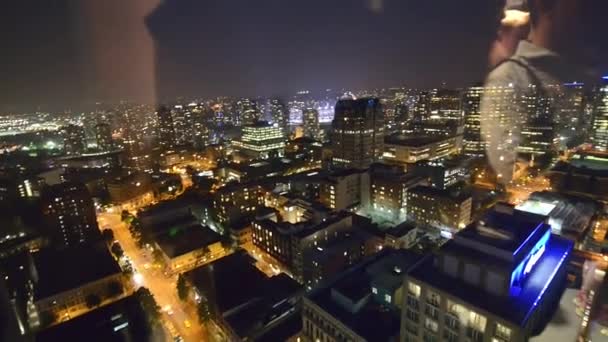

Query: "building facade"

xmin=94 ymin=122 xmax=113 ymax=151
xmin=61 ymin=124 xmax=86 ymax=156
xmin=331 ymin=98 xmax=384 ymax=169
xmin=400 ymin=206 xmax=573 ymax=342
xmin=383 ymin=135 xmax=462 ymax=168
xmin=303 ymin=108 xmax=321 ymax=140
xmin=40 ymin=182 xmax=99 ymax=248
xmin=157 ymin=105 xmax=176 ymax=149
xmin=406 ymin=185 xmax=472 ymax=232
xmin=319 ymin=169 xmax=370 ymax=211
xmin=232 ymin=121 xmax=285 ymax=160
xmin=592 ymin=85 xmax=608 ymax=152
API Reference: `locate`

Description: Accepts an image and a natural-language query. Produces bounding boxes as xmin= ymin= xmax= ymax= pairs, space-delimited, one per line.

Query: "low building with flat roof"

xmin=383 ymin=134 xmax=462 ymax=167
xmin=32 ymin=242 xmax=127 ymax=328
xmin=515 ymin=191 xmax=598 ymax=241
xmin=36 ymin=294 xmax=152 ymax=342
xmin=153 ymin=223 xmax=223 ymax=274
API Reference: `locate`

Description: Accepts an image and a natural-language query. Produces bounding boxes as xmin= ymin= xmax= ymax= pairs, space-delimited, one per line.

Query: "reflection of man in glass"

xmin=481 ymin=0 xmax=604 ymax=184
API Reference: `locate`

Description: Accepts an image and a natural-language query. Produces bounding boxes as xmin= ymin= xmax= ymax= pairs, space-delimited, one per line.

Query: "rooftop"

xmin=385 ymin=221 xmax=417 ymax=238
xmin=455 ymin=209 xmax=548 ymax=255
xmin=384 ymin=134 xmax=448 ymax=147
xmin=409 ymin=236 xmax=573 ymax=326
xmin=185 ymin=251 xmax=300 ymax=315
xmin=366 ymin=249 xmax=425 ymax=292
xmin=307 ymin=254 xmax=401 ymax=341
xmin=154 ymin=224 xmax=222 ymax=258
xmin=408 ymin=184 xmax=471 ymax=202
xmin=33 ymin=242 xmax=121 ymax=300
xmin=36 ymin=294 xmax=148 ymax=342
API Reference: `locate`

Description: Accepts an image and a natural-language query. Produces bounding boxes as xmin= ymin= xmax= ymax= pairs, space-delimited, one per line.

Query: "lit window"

xmin=408 ymin=282 xmax=421 ymax=298
xmin=384 ymin=294 xmax=392 ymax=303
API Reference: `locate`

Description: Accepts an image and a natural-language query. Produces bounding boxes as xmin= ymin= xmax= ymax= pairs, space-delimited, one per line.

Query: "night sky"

xmin=0 ymin=1 xmax=505 ymax=112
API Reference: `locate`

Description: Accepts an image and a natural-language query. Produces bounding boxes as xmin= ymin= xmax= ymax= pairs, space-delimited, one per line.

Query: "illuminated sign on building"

xmin=510 ymin=228 xmax=551 ymax=296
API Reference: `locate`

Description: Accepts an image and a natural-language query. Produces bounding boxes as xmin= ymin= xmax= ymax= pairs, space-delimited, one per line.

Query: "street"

xmin=98 ymin=211 xmax=208 ymax=342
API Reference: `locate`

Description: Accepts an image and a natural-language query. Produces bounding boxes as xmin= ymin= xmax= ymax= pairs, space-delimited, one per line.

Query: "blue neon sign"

xmin=510 ymin=229 xmax=551 ymax=296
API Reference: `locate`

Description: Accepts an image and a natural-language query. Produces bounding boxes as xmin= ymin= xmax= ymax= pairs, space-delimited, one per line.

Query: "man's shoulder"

xmin=485 ymin=58 xmax=532 ymax=88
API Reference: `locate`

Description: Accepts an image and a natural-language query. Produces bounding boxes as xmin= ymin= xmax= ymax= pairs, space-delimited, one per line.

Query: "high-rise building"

xmin=61 ymin=124 xmax=86 ymax=155
xmin=232 ymin=121 xmax=285 ymax=160
xmin=237 ymin=98 xmax=260 ymax=126
xmin=400 ymin=205 xmax=573 ymax=342
xmin=94 ymin=122 xmax=113 ymax=151
xmin=40 ymin=182 xmax=99 ymax=248
xmin=267 ymin=99 xmax=289 ymax=133
xmin=462 ymin=86 xmax=485 ymax=157
xmin=331 ymin=98 xmax=384 ymax=169
xmin=517 ymin=89 xmax=558 ymax=158
xmin=172 ymin=104 xmax=194 ymax=146
xmin=302 ymin=108 xmax=320 ymax=140
xmin=157 ymin=105 xmax=176 ymax=149
xmin=592 ymin=85 xmax=608 ymax=152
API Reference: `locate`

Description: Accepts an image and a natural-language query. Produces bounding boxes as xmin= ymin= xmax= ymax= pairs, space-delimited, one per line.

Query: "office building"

xmin=518 ymin=87 xmax=559 ymax=158
xmin=157 ymin=105 xmax=176 ymax=149
xmin=252 ymin=212 xmax=378 ymax=287
xmin=462 ymin=86 xmax=485 ymax=157
xmin=212 ymin=182 xmax=265 ymax=228
xmin=61 ymin=124 xmax=86 ymax=155
xmin=319 ymin=168 xmax=370 ymax=211
xmin=401 ymin=206 xmax=573 ymax=342
xmin=40 ymin=182 xmax=100 ymax=248
xmin=267 ymin=98 xmax=289 ymax=133
xmin=406 ymin=185 xmax=472 ymax=232
xmin=591 ymin=85 xmax=608 ymax=152
xmin=383 ymin=134 xmax=462 ymax=168
xmin=237 ymin=98 xmax=261 ymax=126
xmin=232 ymin=121 xmax=285 ymax=160
xmin=331 ymin=98 xmax=384 ymax=168
xmin=172 ymin=104 xmax=195 ymax=146
xmin=302 ymin=108 xmax=320 ymax=140
xmin=370 ymin=164 xmax=425 ymax=222
xmin=94 ymin=122 xmax=113 ymax=151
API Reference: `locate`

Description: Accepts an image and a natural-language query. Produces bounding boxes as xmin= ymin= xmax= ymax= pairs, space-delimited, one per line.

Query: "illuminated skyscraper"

xmin=40 ymin=182 xmax=99 ymax=248
xmin=331 ymin=98 xmax=384 ymax=169
xmin=232 ymin=121 xmax=285 ymax=160
xmin=267 ymin=99 xmax=289 ymax=133
xmin=462 ymin=87 xmax=485 ymax=157
xmin=237 ymin=98 xmax=261 ymax=126
xmin=157 ymin=105 xmax=176 ymax=149
xmin=95 ymin=122 xmax=113 ymax=151
xmin=302 ymin=108 xmax=320 ymax=140
xmin=61 ymin=124 xmax=86 ymax=155
xmin=591 ymin=86 xmax=608 ymax=151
